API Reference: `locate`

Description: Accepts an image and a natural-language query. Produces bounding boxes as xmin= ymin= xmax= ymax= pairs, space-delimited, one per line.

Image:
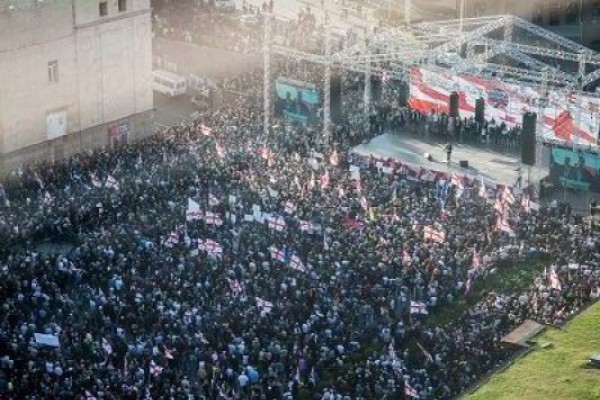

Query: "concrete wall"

xmin=0 ymin=33 xmax=78 ymax=154
xmin=1 ymin=110 xmax=154 ymax=174
xmin=0 ymin=0 xmax=74 ymax=52
xmin=0 ymin=0 xmax=153 ymax=167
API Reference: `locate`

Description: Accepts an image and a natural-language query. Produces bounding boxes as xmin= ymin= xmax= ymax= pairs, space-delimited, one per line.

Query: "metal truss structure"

xmin=263 ymin=14 xmax=600 ymax=136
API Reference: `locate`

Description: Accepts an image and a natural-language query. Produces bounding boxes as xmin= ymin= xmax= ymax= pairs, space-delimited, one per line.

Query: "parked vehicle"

xmin=152 ymin=70 xmax=187 ymax=97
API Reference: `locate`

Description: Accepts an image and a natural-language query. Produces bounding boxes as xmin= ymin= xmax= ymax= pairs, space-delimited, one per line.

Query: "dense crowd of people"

xmin=1 ymin=60 xmax=599 ymax=400
xmin=1 ymin=4 xmax=599 ymax=399
xmin=152 ymin=0 xmax=336 ymax=54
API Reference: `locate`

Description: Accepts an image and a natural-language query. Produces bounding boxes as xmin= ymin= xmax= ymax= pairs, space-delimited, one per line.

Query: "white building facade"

xmin=0 ymin=0 xmax=153 ymax=171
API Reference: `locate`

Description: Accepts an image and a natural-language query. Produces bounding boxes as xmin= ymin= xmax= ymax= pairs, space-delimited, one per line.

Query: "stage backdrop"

xmin=409 ymin=67 xmax=600 ymax=146
xmin=275 ymin=77 xmax=320 ymax=124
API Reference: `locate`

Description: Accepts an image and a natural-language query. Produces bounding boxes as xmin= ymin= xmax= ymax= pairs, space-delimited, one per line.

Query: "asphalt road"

xmin=153 ymin=92 xmax=200 ymax=128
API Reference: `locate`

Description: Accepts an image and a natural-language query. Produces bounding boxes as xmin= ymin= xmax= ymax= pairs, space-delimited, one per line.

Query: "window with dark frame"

xmin=48 ymin=60 xmax=58 ymax=83
xmin=99 ymin=1 xmax=108 ymax=17
xmin=565 ymin=1 xmax=578 ymax=25
xmin=532 ymin=2 xmax=544 ymax=24
xmin=548 ymin=2 xmax=560 ymax=26
xmin=118 ymin=0 xmax=126 ymax=12
xmin=591 ymin=0 xmax=600 ymax=24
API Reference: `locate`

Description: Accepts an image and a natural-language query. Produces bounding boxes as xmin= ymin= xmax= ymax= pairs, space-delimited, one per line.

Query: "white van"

xmin=152 ymin=70 xmax=187 ymax=97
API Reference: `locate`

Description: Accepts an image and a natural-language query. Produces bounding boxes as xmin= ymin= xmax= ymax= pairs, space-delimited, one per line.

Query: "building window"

xmin=591 ymin=1 xmax=600 ymax=24
xmin=548 ymin=2 xmax=561 ymax=25
xmin=565 ymin=1 xmax=579 ymax=24
xmin=99 ymin=1 xmax=108 ymax=17
xmin=118 ymin=0 xmax=126 ymax=12
xmin=533 ymin=2 xmax=544 ymax=24
xmin=48 ymin=60 xmax=58 ymax=83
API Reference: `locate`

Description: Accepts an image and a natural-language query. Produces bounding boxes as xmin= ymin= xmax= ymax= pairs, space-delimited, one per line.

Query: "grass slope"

xmin=464 ymin=301 xmax=600 ymax=400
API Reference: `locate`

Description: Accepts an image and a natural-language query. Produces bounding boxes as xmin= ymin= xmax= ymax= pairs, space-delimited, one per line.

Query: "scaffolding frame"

xmin=263 ymin=14 xmax=600 ymax=139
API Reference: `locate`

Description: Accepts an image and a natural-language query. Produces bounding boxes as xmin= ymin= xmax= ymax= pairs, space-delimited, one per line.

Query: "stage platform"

xmin=352 ymin=133 xmax=548 ymax=188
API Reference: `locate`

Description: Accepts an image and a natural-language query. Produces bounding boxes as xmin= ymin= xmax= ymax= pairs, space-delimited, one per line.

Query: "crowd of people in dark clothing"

xmin=1 ymin=54 xmax=599 ymax=400
xmin=0 ymin=3 xmax=598 ymax=399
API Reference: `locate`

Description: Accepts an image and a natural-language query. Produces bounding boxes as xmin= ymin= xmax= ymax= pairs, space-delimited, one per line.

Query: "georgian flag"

xmin=85 ymin=391 xmax=98 ymax=400
xmin=410 ymin=301 xmax=429 ymax=315
xmin=215 ymin=141 xmax=225 ymax=159
xmin=521 ymin=193 xmax=540 ymax=212
xmin=423 ymin=225 xmax=445 ymax=243
xmin=308 ymin=172 xmax=316 ymax=190
xmin=256 ymin=297 xmax=273 ymax=314
xmin=106 ymin=175 xmax=119 ymax=190
xmin=360 ymin=196 xmax=369 ymax=211
xmin=450 ymin=173 xmax=465 ymax=190
xmin=150 ymin=360 xmax=163 ymax=377
xmin=548 ymin=267 xmax=562 ymax=291
xmin=419 ymin=168 xmax=436 ymax=182
xmin=404 ymin=384 xmax=420 ymax=398
xmin=330 ymin=149 xmax=339 ymax=166
xmin=472 ymin=250 xmax=482 ymax=269
xmin=199 ymin=239 xmax=223 ymax=258
xmin=186 ymin=198 xmax=202 ymax=221
xmin=502 ymin=186 xmax=515 ymax=205
xmin=267 ymin=150 xmax=275 ymax=167
xmin=228 ymin=278 xmax=244 ymax=295
xmin=496 ymin=216 xmax=513 ymax=234
xmin=478 ymin=179 xmax=487 ymax=199
xmin=298 ymin=220 xmax=316 ymax=233
xmin=205 ymin=211 xmax=223 ymax=226
xmin=494 ymin=197 xmax=505 ymax=214
xmin=341 ymin=216 xmax=364 ymax=229
xmin=164 ymin=348 xmax=174 ymax=360
xmin=260 ymin=146 xmax=269 ymax=160
xmin=43 ymin=191 xmax=54 ymax=205
xmin=267 ymin=216 xmax=287 ymax=232
xmin=101 ymin=338 xmax=113 ymax=355
xmin=269 ymin=246 xmax=285 ymax=262
xmin=199 ymin=124 xmax=212 ymax=136
xmin=33 ymin=171 xmax=45 ymax=189
xmin=290 ymin=254 xmax=306 ymax=272
xmin=164 ymin=230 xmax=180 ymax=247
xmin=320 ymin=170 xmax=330 ymax=189
xmin=464 ymin=276 xmax=474 ymax=295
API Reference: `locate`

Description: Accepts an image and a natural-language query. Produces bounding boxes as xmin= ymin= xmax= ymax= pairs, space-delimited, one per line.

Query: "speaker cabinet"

xmin=521 ymin=112 xmax=537 ymax=166
xmin=449 ymin=91 xmax=459 ymax=118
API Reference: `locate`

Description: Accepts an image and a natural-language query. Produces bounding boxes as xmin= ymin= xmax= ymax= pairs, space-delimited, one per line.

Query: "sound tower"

xmin=370 ymin=76 xmax=382 ymax=102
xmin=521 ymin=112 xmax=537 ymax=166
xmin=330 ymin=72 xmax=342 ymax=124
xmin=449 ymin=91 xmax=459 ymax=118
xmin=399 ymin=81 xmax=409 ymax=107
xmin=475 ymin=98 xmax=485 ymax=124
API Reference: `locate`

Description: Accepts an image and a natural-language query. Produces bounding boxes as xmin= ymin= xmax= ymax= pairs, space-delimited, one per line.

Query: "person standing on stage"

xmin=445 ymin=142 xmax=453 ymax=164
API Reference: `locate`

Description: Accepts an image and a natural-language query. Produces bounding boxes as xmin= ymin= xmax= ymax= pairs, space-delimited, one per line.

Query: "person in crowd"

xmin=0 ymin=7 xmax=597 ymax=400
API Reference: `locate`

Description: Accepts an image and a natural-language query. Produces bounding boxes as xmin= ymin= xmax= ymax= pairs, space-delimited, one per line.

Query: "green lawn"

xmin=464 ymin=301 xmax=600 ymax=400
